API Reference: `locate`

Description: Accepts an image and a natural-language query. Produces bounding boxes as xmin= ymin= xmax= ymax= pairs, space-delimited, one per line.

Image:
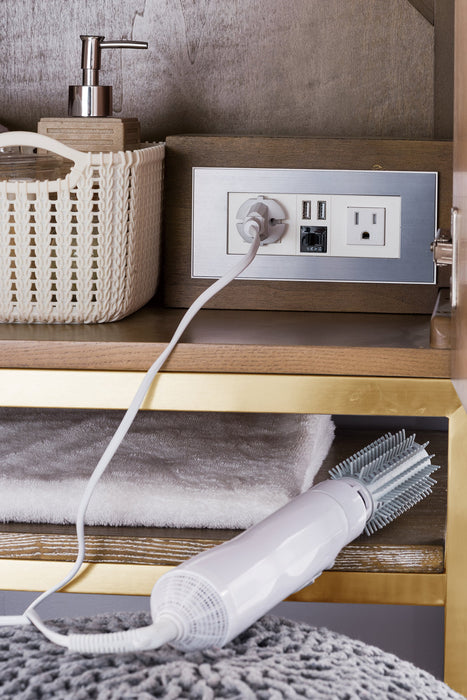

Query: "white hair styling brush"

xmin=41 ymin=429 xmax=438 ymax=654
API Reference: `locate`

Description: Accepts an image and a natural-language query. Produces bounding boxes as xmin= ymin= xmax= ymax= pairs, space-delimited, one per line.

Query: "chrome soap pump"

xmin=38 ymin=34 xmax=148 ymax=152
xmin=68 ymin=35 xmax=148 ymax=117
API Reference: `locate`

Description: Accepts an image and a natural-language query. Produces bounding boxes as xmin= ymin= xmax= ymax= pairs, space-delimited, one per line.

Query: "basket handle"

xmin=0 ymin=131 xmax=89 ymax=189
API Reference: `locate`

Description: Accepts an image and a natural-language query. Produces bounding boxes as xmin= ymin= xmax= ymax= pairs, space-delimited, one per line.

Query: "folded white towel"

xmin=0 ymin=409 xmax=334 ymax=529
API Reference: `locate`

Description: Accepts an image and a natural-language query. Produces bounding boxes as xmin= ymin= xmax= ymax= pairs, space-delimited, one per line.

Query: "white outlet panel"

xmin=227 ymin=193 xmax=401 ymax=259
xmin=332 ymin=195 xmax=400 ymax=258
xmin=192 ymin=168 xmax=437 ymax=284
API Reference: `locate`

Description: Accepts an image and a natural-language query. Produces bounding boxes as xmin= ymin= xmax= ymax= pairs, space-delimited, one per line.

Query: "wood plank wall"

xmin=0 ymin=0 xmax=438 ymax=141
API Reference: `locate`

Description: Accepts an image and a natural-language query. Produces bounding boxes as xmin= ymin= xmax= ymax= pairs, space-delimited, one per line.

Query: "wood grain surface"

xmin=434 ymin=0 xmax=455 ymax=139
xmin=408 ymin=0 xmax=434 ymax=23
xmin=0 ymin=1 xmax=433 ymax=142
xmin=0 ymin=307 xmax=450 ymax=377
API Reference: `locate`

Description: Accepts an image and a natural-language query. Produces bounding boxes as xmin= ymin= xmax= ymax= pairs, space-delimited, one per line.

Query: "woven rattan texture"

xmin=0 ymin=143 xmax=164 ymax=323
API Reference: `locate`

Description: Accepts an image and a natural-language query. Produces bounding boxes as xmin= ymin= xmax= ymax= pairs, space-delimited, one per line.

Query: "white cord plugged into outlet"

xmin=0 ymin=214 xmax=267 ymax=653
xmin=236 ymin=195 xmax=286 ymax=245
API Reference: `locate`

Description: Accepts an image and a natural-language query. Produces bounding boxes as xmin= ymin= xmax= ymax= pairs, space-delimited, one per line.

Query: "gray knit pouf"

xmin=0 ymin=612 xmax=463 ymax=699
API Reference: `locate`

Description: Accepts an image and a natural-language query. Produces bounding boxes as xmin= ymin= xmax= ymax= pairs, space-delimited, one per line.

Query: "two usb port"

xmin=302 ymin=200 xmax=327 ymax=220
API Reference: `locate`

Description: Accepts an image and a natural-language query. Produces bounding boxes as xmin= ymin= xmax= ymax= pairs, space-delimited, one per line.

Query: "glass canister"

xmin=0 ymin=148 xmax=73 ymax=182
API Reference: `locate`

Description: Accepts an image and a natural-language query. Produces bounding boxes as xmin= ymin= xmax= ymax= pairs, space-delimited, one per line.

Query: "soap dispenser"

xmin=38 ymin=35 xmax=148 ymax=152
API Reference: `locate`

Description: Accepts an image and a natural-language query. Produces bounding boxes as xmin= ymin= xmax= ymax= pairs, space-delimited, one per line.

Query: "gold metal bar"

xmin=0 ymin=560 xmax=171 ymax=596
xmin=444 ymin=405 xmax=467 ymax=694
xmin=289 ymin=571 xmax=446 ymax=606
xmin=0 ymin=369 xmax=460 ymax=417
xmin=0 ymin=558 xmax=445 ymax=605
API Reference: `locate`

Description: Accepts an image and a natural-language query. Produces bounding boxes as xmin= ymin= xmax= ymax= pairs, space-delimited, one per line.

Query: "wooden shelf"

xmin=0 ymin=307 xmax=451 ymax=581
xmin=0 ymin=305 xmax=450 ymax=377
xmin=0 ymin=427 xmax=447 ymax=575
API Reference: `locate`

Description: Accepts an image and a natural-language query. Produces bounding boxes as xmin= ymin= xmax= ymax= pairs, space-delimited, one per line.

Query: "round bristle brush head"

xmin=328 ymin=430 xmax=440 ymax=535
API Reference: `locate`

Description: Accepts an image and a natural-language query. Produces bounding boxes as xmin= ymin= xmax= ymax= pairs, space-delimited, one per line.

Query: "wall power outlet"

xmin=192 ymin=168 xmax=437 ymax=284
xmin=227 ymin=193 xmax=401 ymax=259
xmin=346 ymin=207 xmax=385 ymax=246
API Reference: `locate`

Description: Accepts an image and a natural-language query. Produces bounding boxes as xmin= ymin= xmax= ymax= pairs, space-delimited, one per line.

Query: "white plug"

xmin=236 ymin=196 xmax=286 ymax=245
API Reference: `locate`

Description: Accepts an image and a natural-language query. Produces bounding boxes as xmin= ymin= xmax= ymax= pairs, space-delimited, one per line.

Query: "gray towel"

xmin=0 ymin=409 xmax=334 ymax=528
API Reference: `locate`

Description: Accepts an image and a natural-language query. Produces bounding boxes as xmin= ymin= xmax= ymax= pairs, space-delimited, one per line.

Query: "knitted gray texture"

xmin=0 ymin=613 xmax=463 ymax=699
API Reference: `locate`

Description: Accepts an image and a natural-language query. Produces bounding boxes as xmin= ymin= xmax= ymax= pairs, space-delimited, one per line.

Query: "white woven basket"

xmin=0 ymin=131 xmax=164 ymax=323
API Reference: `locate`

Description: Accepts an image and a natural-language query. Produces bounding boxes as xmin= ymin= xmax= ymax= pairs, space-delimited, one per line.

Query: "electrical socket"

xmin=228 ymin=193 xmax=296 ymax=255
xmin=331 ymin=194 xmax=401 ymax=259
xmin=228 ymin=193 xmax=400 ymax=259
xmin=192 ymin=167 xmax=437 ymax=284
xmin=346 ymin=207 xmax=385 ymax=246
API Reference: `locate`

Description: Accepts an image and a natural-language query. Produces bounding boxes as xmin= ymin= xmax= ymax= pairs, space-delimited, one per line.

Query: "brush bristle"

xmin=329 ymin=430 xmax=440 ymax=535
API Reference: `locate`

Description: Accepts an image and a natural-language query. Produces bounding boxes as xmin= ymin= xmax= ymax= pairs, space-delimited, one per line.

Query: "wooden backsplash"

xmin=0 ymin=0 xmax=438 ymax=141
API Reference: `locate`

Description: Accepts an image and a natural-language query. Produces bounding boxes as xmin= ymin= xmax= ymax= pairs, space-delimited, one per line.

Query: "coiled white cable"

xmin=0 ymin=221 xmax=261 ymax=652
xmin=26 ymin=608 xmax=179 ymax=653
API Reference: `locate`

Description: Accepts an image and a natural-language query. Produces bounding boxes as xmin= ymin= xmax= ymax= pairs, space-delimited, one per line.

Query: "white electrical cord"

xmin=0 ymin=221 xmax=261 ymax=652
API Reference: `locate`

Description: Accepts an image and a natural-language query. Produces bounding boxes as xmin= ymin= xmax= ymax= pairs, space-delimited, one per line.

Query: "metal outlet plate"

xmin=191 ymin=168 xmax=437 ymax=284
